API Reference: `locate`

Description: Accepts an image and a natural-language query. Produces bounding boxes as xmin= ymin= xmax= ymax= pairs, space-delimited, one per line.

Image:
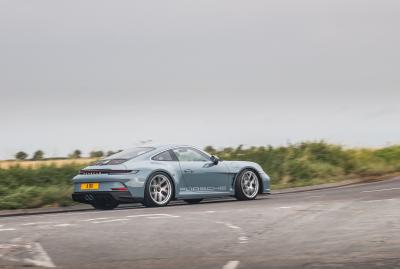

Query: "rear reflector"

xmin=111 ymin=187 xmax=128 ymax=191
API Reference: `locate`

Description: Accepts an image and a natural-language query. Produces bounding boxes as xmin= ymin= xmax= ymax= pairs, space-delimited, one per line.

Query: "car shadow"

xmin=115 ymin=194 xmax=271 ymax=211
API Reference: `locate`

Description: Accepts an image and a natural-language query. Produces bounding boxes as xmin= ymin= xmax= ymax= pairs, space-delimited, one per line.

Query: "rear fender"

xmin=145 ymin=169 xmax=180 ymax=199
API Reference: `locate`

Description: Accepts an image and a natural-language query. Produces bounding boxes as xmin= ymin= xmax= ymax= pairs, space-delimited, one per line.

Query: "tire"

xmin=235 ymin=169 xmax=260 ymax=201
xmin=184 ymin=199 xmax=203 ymax=204
xmin=143 ymin=172 xmax=174 ymax=207
xmin=91 ymin=201 xmax=119 ymax=210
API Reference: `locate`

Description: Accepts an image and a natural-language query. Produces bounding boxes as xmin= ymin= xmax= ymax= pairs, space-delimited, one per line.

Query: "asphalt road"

xmin=1 ymin=178 xmax=400 ymax=269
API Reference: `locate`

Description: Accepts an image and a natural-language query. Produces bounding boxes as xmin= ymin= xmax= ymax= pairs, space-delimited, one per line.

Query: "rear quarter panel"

xmin=119 ymin=160 xmax=185 ymax=199
xmin=73 ymin=161 xmax=185 ymax=199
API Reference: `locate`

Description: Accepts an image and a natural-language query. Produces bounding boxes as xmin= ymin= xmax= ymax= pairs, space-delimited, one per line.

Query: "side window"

xmin=172 ymin=148 xmax=209 ymax=162
xmin=152 ymin=150 xmax=174 ymax=161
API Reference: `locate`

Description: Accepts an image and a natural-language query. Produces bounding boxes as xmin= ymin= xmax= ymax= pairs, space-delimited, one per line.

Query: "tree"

xmin=235 ymin=144 xmax=244 ymax=153
xmin=69 ymin=150 xmax=82 ymax=159
xmin=204 ymin=146 xmax=216 ymax=155
xmin=32 ymin=150 xmax=44 ymax=160
xmin=90 ymin=151 xmax=104 ymax=158
xmin=15 ymin=151 xmax=28 ymax=160
xmin=107 ymin=150 xmax=123 ymax=156
xmin=106 ymin=150 xmax=116 ymax=157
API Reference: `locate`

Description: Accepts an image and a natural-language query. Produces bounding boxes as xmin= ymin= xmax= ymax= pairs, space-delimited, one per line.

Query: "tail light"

xmin=79 ymin=169 xmax=134 ymax=175
xmin=111 ymin=187 xmax=129 ymax=191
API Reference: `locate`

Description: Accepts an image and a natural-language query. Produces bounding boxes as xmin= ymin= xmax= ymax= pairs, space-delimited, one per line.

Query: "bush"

xmin=0 ymin=164 xmax=82 ymax=210
xmin=206 ymin=141 xmax=400 ymax=189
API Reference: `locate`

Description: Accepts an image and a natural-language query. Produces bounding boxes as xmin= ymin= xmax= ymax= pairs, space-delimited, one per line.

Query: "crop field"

xmin=0 ymin=158 xmax=98 ymax=169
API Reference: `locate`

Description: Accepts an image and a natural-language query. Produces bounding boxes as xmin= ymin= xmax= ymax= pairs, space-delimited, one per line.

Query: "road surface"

xmin=1 ymin=177 xmax=400 ymax=269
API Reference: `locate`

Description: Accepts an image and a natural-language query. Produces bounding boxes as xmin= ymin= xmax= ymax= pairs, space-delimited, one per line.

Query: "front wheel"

xmin=235 ymin=169 xmax=259 ymax=200
xmin=143 ymin=172 xmax=174 ymax=207
xmin=184 ymin=199 xmax=203 ymax=204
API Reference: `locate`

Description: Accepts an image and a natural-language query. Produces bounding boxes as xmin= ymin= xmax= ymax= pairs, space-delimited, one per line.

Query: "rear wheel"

xmin=235 ymin=169 xmax=259 ymax=200
xmin=91 ymin=201 xmax=119 ymax=210
xmin=184 ymin=199 xmax=203 ymax=204
xmin=143 ymin=172 xmax=174 ymax=207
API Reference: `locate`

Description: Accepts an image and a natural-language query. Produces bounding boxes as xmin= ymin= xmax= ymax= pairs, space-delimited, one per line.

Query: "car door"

xmin=172 ymin=147 xmax=230 ymax=195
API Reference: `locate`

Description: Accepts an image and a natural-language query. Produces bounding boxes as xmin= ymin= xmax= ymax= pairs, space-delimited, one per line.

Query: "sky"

xmin=1 ymin=0 xmax=400 ymax=159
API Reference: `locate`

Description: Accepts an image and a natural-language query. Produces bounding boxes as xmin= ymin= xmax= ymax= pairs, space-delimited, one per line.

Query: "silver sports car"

xmin=72 ymin=145 xmax=271 ymax=209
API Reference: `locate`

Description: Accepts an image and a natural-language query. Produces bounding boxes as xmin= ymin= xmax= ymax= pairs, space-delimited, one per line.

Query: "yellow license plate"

xmin=80 ymin=183 xmax=99 ymax=190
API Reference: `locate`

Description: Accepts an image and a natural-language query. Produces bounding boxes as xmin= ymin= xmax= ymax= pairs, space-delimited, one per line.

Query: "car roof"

xmin=147 ymin=144 xmax=210 ymax=156
xmin=147 ymin=144 xmax=193 ymax=150
xmin=121 ymin=144 xmax=204 ymax=161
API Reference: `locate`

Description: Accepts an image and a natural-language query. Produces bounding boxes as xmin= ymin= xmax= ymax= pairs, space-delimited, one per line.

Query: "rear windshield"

xmin=93 ymin=147 xmax=155 ymax=165
xmin=105 ymin=147 xmax=155 ymax=160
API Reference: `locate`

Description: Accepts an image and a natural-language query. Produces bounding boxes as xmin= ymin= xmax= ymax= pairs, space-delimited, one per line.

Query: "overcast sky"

xmin=1 ymin=0 xmax=399 ymax=159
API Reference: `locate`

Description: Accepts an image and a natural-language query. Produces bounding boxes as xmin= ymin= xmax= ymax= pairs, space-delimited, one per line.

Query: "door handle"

xmin=184 ymin=169 xmax=193 ymax=173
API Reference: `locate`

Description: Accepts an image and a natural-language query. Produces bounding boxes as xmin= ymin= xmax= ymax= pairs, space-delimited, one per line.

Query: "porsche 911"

xmin=72 ymin=145 xmax=270 ymax=209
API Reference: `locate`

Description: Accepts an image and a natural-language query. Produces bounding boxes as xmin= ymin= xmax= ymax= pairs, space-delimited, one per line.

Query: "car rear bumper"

xmin=72 ymin=191 xmax=142 ymax=204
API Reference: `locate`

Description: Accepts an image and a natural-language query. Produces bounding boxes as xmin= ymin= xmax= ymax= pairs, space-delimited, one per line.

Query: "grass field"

xmin=0 ymin=158 xmax=98 ymax=169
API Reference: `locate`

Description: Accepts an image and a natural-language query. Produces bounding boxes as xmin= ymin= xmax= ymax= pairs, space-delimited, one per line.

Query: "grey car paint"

xmin=72 ymin=145 xmax=270 ymax=202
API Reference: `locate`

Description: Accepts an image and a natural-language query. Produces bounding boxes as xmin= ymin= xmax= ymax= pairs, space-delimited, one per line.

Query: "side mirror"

xmin=210 ymin=155 xmax=219 ymax=165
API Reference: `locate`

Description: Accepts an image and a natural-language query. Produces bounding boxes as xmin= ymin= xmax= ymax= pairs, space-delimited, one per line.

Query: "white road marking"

xmin=362 ymin=198 xmax=396 ymax=203
xmin=126 ymin=213 xmax=180 ymax=219
xmin=0 ymin=228 xmax=17 ymax=231
xmin=92 ymin=218 xmax=129 ymax=224
xmin=223 ymin=260 xmax=240 ymax=269
xmin=216 ymin=222 xmax=241 ymax=230
xmin=216 ymin=222 xmax=248 ymax=244
xmin=205 ymin=211 xmax=216 ymax=213
xmin=238 ymin=236 xmax=248 ymax=242
xmin=53 ymin=223 xmax=76 ymax=227
xmin=0 ymin=242 xmax=56 ymax=268
xmin=0 ymin=243 xmax=20 ymax=261
xmin=227 ymin=224 xmax=241 ymax=230
xmin=307 ymin=195 xmax=322 ymax=198
xmin=24 ymin=242 xmax=56 ymax=268
xmin=362 ymin=187 xmax=400 ymax=193
xmin=21 ymin=222 xmax=53 ymax=226
xmin=82 ymin=217 xmax=112 ymax=222
xmin=279 ymin=206 xmax=292 ymax=209
xmin=0 ymin=243 xmax=18 ymax=248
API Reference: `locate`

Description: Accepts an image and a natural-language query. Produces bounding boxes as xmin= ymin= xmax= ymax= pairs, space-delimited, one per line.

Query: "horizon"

xmin=2 ymin=140 xmax=399 ymax=161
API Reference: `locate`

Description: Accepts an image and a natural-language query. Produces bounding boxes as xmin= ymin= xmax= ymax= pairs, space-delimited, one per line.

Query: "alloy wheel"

xmin=240 ymin=170 xmax=259 ymax=198
xmin=149 ymin=174 xmax=172 ymax=205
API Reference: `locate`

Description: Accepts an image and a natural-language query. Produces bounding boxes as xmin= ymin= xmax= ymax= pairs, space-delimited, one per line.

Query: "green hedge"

xmin=1 ymin=142 xmax=400 ymax=210
xmin=209 ymin=142 xmax=400 ymax=188
xmin=0 ymin=165 xmax=81 ymax=209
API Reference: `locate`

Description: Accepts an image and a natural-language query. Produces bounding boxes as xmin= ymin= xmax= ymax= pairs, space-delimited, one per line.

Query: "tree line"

xmin=13 ymin=149 xmax=121 ymax=161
